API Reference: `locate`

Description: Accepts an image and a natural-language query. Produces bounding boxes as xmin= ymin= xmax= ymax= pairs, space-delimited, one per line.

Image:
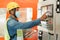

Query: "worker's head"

xmin=7 ymin=2 xmax=20 ymax=18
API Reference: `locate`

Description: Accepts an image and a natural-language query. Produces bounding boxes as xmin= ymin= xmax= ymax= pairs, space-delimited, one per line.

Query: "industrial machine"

xmin=37 ymin=0 xmax=57 ymax=40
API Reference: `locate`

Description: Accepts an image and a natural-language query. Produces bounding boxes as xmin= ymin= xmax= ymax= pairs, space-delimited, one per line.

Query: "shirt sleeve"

xmin=7 ymin=19 xmax=41 ymax=29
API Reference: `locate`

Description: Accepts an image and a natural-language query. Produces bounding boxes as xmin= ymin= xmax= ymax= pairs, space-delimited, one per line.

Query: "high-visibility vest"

xmin=4 ymin=18 xmax=10 ymax=40
xmin=4 ymin=18 xmax=24 ymax=40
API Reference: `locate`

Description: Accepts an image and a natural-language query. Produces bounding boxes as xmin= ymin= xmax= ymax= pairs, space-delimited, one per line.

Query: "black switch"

xmin=56 ymin=0 xmax=60 ymax=13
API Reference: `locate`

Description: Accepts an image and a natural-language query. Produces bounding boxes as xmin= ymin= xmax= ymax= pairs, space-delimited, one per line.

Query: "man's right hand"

xmin=40 ymin=13 xmax=47 ymax=21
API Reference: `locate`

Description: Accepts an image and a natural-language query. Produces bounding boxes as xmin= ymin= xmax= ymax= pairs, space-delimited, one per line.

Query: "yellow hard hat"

xmin=7 ymin=2 xmax=19 ymax=11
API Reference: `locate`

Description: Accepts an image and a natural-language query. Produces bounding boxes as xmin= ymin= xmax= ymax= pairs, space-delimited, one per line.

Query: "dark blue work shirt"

xmin=7 ymin=16 xmax=41 ymax=40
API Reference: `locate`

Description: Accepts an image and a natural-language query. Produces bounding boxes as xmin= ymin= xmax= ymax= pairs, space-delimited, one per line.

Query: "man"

xmin=7 ymin=2 xmax=47 ymax=40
